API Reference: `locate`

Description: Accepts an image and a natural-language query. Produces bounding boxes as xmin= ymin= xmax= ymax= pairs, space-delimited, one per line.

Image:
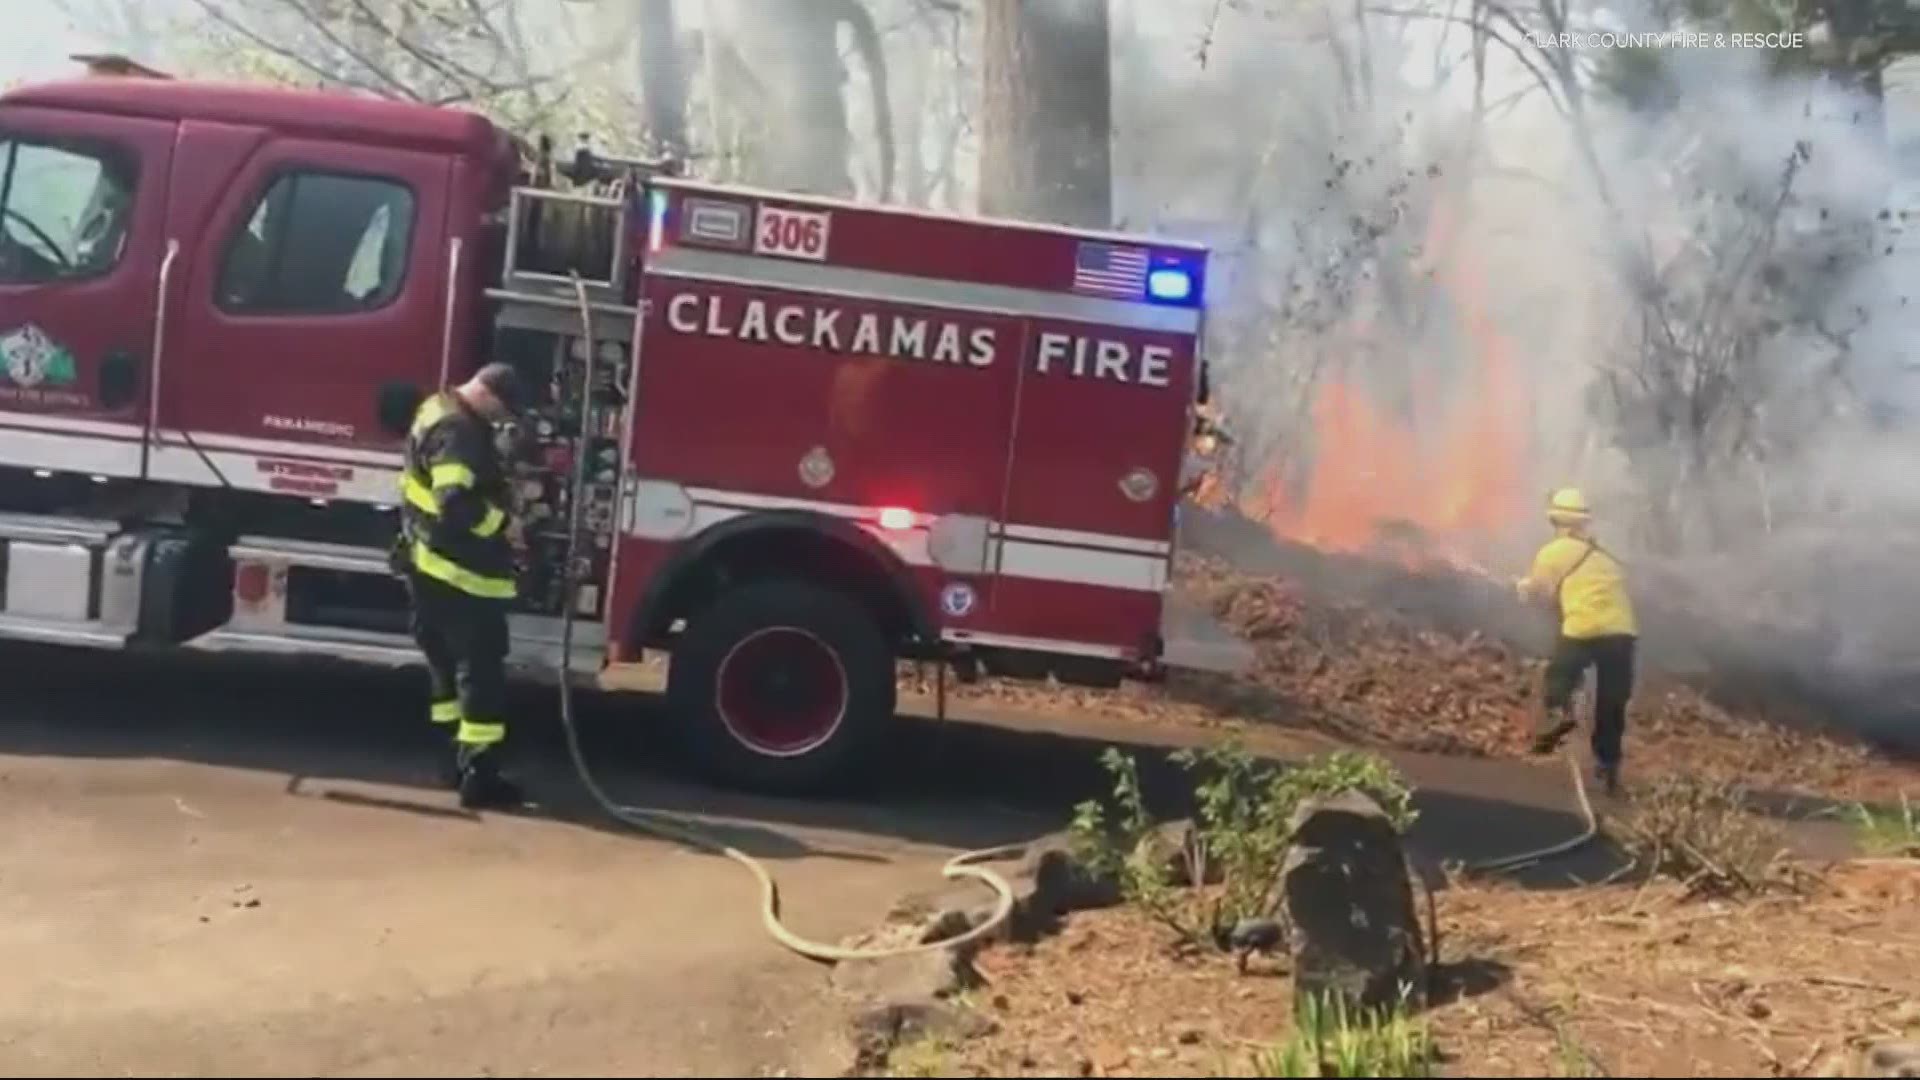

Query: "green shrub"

xmin=1068 ymin=740 xmax=1418 ymax=948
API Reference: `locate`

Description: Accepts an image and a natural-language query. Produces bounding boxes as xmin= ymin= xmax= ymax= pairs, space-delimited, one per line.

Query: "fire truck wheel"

xmin=667 ymin=579 xmax=895 ymax=794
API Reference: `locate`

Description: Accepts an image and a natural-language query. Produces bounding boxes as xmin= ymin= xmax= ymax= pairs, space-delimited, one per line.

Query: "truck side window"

xmin=0 ymin=135 xmax=137 ymax=285
xmin=216 ymin=170 xmax=415 ymax=314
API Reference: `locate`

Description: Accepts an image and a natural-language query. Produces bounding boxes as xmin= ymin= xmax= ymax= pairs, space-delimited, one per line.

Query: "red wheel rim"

xmin=715 ymin=627 xmax=849 ymax=757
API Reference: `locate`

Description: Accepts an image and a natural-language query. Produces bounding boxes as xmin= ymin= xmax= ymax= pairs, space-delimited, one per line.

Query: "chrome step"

xmin=185 ymin=622 xmax=605 ymax=683
xmin=0 ymin=612 xmax=130 ymax=649
xmin=0 ymin=511 xmax=119 ymax=546
xmin=187 ymin=624 xmax=421 ymax=666
xmin=229 ymin=534 xmax=393 ymax=575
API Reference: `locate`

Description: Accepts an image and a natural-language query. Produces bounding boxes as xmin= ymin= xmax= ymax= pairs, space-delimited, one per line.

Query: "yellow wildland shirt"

xmin=1521 ymin=533 xmax=1638 ymax=639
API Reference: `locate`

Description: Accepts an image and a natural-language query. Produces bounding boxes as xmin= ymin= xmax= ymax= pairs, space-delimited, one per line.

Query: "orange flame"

xmin=1254 ymin=202 xmax=1534 ymax=569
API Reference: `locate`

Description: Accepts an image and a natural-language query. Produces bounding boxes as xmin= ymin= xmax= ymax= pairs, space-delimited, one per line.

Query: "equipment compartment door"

xmin=993 ymin=318 xmax=1199 ymax=650
xmin=0 ymin=107 xmax=176 ymax=479
xmin=154 ymin=135 xmax=451 ymax=501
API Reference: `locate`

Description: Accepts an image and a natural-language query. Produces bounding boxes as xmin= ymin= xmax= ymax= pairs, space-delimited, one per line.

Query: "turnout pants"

xmin=407 ymin=570 xmax=510 ymax=755
xmin=1542 ymin=633 xmax=1637 ymax=767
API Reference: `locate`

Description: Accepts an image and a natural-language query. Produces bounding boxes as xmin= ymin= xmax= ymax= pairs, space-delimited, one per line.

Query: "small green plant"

xmin=1068 ymin=740 xmax=1418 ymax=949
xmin=1848 ymin=793 xmax=1920 ymax=857
xmin=1250 ymin=991 xmax=1436 ymax=1077
xmin=1069 ymin=747 xmax=1192 ymax=938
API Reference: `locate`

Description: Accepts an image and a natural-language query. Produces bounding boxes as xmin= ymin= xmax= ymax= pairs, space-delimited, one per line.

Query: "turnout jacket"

xmin=398 ymin=391 xmax=517 ymax=600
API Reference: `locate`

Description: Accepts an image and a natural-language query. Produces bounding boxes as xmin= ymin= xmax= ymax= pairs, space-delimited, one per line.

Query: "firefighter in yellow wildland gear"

xmin=1515 ymin=487 xmax=1638 ymax=795
xmin=397 ymin=362 xmax=527 ymax=810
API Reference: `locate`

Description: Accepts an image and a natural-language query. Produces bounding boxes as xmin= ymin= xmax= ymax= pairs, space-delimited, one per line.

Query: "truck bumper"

xmin=1156 ymin=593 xmax=1256 ymax=675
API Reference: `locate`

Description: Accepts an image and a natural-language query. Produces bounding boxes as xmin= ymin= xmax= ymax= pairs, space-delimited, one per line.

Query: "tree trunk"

xmin=978 ymin=0 xmax=1113 ymax=228
xmin=707 ymin=0 xmax=892 ymax=198
xmin=636 ymin=0 xmax=689 ymax=160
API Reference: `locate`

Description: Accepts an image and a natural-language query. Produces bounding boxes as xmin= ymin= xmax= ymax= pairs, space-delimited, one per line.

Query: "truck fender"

xmin=629 ymin=508 xmax=936 ymax=648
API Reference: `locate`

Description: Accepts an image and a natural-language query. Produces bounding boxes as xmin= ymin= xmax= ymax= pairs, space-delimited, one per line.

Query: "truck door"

xmin=0 ymin=107 xmax=175 ymax=478
xmin=153 ymin=136 xmax=449 ymax=501
xmin=994 ymin=313 xmax=1200 ymax=652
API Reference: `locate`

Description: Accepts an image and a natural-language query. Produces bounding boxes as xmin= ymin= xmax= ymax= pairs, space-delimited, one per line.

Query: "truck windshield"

xmin=0 ymin=135 xmax=136 ymax=286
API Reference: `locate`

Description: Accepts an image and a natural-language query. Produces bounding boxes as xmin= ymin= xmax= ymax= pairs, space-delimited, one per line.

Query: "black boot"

xmin=456 ymin=746 xmax=524 ymax=810
xmin=1594 ymin=760 xmax=1621 ymax=798
xmin=1530 ymin=706 xmax=1576 ymax=755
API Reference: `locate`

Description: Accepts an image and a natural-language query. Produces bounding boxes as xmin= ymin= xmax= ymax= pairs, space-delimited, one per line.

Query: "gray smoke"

xmin=1108 ymin=0 xmax=1920 ymax=742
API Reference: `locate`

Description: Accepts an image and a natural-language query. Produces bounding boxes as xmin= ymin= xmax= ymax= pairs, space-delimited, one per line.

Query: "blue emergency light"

xmin=1148 ymin=267 xmax=1194 ymax=302
xmin=1143 ymin=249 xmax=1204 ymax=307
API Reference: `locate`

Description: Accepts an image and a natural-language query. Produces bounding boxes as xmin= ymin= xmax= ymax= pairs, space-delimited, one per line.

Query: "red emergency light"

xmin=876 ymin=507 xmax=915 ymax=530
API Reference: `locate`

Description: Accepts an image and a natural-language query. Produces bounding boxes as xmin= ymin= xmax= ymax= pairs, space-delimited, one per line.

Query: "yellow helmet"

xmin=1547 ymin=487 xmax=1591 ymax=525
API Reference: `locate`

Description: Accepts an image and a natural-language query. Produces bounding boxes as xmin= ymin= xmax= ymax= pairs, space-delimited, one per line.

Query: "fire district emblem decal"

xmin=940 ymin=582 xmax=977 ymax=618
xmin=798 ymin=446 xmax=835 ymax=489
xmin=0 ymin=324 xmax=78 ymax=389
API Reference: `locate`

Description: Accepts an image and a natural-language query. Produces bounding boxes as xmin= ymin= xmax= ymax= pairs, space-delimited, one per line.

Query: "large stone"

xmin=830 ymin=918 xmax=982 ymax=1004
xmin=1281 ymin=789 xmax=1427 ymax=1014
xmin=1869 ymin=1040 xmax=1920 ymax=1077
xmin=829 ymin=944 xmax=980 ymax=1005
xmin=849 ymin=1001 xmax=999 ymax=1073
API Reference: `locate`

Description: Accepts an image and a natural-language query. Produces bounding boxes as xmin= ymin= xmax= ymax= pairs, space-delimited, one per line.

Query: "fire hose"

xmin=554 ymin=274 xmax=1022 ymax=964
xmin=548 ymin=275 xmax=1596 ymax=959
xmin=1466 ymin=749 xmax=1601 ymax=875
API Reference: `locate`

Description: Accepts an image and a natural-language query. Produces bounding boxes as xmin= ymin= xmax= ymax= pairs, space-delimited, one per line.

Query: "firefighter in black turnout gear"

xmin=398 ymin=362 xmax=526 ymax=809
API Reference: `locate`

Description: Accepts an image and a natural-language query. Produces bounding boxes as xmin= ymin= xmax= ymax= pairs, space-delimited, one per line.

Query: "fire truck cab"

xmin=0 ymin=75 xmax=1250 ymax=793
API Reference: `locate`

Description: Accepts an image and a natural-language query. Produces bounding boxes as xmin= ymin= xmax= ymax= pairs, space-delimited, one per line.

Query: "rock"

xmin=1136 ymin=820 xmax=1222 ymax=887
xmin=850 ymin=1000 xmax=997 ymax=1071
xmin=1026 ymin=837 xmax=1124 ymax=910
xmin=918 ymin=907 xmax=977 ymax=946
xmin=1869 ymin=1040 xmax=1920 ymax=1077
xmin=829 ymin=944 xmax=979 ymax=1004
xmin=1281 ymin=789 xmax=1427 ymax=1014
xmin=1002 ymin=835 xmax=1124 ymax=941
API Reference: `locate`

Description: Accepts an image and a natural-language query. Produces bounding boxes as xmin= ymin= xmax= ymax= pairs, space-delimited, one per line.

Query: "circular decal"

xmin=1119 ymin=466 xmax=1159 ymax=503
xmin=798 ymin=446 xmax=835 ymax=489
xmin=940 ymin=582 xmax=977 ymax=618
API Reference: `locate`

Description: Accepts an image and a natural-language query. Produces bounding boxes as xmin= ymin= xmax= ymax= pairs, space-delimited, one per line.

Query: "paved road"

xmin=0 ymin=646 xmax=1053 ymax=1078
xmin=0 ymin=641 xmax=1860 ymax=1077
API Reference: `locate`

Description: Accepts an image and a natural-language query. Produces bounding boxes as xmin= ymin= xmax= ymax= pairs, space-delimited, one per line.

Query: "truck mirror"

xmin=376 ymin=382 xmax=426 ymax=439
xmin=99 ymin=349 xmax=138 ymax=411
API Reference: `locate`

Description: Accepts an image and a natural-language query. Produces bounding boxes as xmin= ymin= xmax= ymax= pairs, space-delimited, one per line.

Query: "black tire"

xmin=665 ymin=578 xmax=896 ymax=795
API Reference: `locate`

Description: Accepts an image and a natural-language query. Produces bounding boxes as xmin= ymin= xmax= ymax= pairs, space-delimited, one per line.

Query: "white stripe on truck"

xmin=675 ymin=485 xmax=1170 ymax=594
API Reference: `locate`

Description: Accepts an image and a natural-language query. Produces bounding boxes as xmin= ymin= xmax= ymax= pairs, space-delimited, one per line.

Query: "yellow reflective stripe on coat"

xmin=430 ymin=699 xmax=462 ymax=724
xmin=409 ymin=540 xmax=516 ymax=600
xmin=409 ymin=394 xmax=449 ymax=437
xmin=401 ymin=472 xmax=438 ymax=515
xmin=402 ymin=472 xmax=504 ymax=538
xmin=473 ymin=504 xmax=505 ymax=538
xmin=457 ymin=719 xmax=507 ymax=746
xmin=430 ymin=462 xmax=476 ymax=490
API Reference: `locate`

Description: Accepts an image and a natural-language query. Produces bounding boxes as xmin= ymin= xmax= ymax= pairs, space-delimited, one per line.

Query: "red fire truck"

xmin=0 ymin=75 xmax=1248 ymax=792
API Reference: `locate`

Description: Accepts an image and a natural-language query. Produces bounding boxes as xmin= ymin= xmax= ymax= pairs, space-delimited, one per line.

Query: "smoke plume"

xmin=1109 ymin=0 xmax=1920 ymax=745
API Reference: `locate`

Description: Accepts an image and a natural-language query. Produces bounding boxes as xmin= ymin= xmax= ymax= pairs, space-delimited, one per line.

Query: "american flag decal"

xmin=1072 ymin=241 xmax=1149 ymax=298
